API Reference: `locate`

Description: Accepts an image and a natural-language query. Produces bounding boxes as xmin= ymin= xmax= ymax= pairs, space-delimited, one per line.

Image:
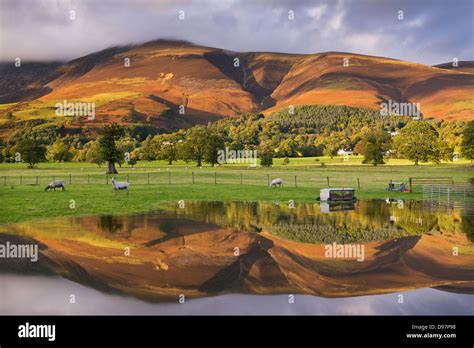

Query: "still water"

xmin=0 ymin=200 xmax=473 ymax=315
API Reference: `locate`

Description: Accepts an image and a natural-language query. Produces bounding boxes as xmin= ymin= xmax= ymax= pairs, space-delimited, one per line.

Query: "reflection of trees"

xmin=161 ymin=200 xmax=467 ymax=244
xmin=98 ymin=215 xmax=123 ymax=234
xmin=391 ymin=201 xmax=438 ymax=235
xmin=462 ymin=215 xmax=474 ymax=242
xmin=266 ymin=222 xmax=407 ymax=244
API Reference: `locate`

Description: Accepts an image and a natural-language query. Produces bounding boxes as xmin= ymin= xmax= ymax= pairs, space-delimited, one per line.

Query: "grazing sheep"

xmin=111 ymin=177 xmax=129 ymax=195
xmin=269 ymin=178 xmax=283 ymax=187
xmin=45 ymin=180 xmax=65 ymax=192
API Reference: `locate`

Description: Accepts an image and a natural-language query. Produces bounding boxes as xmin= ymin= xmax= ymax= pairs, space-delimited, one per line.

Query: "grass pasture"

xmin=0 ymin=157 xmax=472 ymax=225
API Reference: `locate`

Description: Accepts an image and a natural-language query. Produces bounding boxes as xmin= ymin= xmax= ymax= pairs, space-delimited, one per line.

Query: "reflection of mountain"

xmin=1 ymin=202 xmax=472 ymax=301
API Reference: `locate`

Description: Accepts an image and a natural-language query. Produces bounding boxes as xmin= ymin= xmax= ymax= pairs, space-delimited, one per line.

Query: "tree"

xmin=116 ymin=136 xmax=138 ymax=167
xmin=182 ymin=126 xmax=209 ymax=167
xmin=153 ymin=134 xmax=182 ymax=165
xmin=2 ymin=145 xmax=15 ymax=163
xmin=278 ymin=138 xmax=299 ymax=157
xmin=323 ymin=141 xmax=339 ymax=159
xmin=460 ymin=121 xmax=474 ymax=162
xmin=46 ymin=139 xmax=73 ymax=162
xmin=436 ymin=139 xmax=454 ymax=162
xmin=394 ymin=122 xmax=440 ymax=165
xmin=260 ymin=152 xmax=273 ymax=166
xmin=98 ymin=123 xmax=124 ymax=174
xmin=360 ymin=130 xmax=391 ymax=166
xmin=128 ymin=157 xmax=137 ymax=167
xmin=14 ymin=138 xmax=46 ymax=168
xmin=139 ymin=135 xmax=158 ymax=161
xmin=83 ymin=141 xmax=104 ymax=166
xmin=203 ymin=129 xmax=225 ymax=166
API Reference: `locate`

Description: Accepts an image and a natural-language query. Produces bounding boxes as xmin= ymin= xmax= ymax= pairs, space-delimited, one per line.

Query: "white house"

xmin=337 ymin=148 xmax=353 ymax=156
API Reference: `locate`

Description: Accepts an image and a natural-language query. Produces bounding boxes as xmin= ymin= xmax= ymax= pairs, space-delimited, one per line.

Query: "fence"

xmin=409 ymin=177 xmax=454 ymax=193
xmin=422 ymin=184 xmax=474 ymax=216
xmin=1 ymin=171 xmax=365 ymax=189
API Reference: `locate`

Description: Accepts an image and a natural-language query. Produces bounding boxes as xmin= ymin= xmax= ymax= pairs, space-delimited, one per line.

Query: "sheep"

xmin=45 ymin=180 xmax=65 ymax=192
xmin=111 ymin=177 xmax=129 ymax=195
xmin=269 ymin=178 xmax=283 ymax=187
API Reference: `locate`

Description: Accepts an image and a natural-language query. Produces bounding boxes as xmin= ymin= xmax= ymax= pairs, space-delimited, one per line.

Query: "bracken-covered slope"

xmin=0 ymin=40 xmax=472 ymax=133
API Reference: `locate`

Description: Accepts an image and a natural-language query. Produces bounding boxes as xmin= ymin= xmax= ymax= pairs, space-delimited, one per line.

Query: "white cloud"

xmin=328 ymin=1 xmax=345 ymax=31
xmin=306 ymin=4 xmax=327 ymax=20
xmin=405 ymin=14 xmax=428 ymax=28
xmin=346 ymin=33 xmax=383 ymax=52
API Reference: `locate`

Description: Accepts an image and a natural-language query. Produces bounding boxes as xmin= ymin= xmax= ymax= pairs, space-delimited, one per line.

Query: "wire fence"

xmin=1 ymin=171 xmax=367 ymax=189
xmin=1 ymin=172 xmax=471 ymax=191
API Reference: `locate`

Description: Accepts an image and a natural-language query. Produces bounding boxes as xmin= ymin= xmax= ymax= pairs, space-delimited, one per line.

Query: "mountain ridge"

xmin=0 ymin=40 xmax=472 ymax=135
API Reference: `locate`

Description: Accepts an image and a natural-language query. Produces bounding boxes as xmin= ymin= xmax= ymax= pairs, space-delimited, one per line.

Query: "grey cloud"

xmin=0 ymin=0 xmax=472 ymax=64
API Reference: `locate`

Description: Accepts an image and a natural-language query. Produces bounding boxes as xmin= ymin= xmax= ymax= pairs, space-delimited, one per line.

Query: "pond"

xmin=0 ymin=200 xmax=473 ymax=315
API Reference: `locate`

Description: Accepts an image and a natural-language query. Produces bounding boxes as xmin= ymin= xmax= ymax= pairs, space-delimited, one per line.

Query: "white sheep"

xmin=111 ymin=177 xmax=129 ymax=195
xmin=45 ymin=180 xmax=65 ymax=192
xmin=269 ymin=178 xmax=283 ymax=187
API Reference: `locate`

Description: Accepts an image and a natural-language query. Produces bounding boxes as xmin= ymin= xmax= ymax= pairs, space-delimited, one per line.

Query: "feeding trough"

xmin=319 ymin=201 xmax=356 ymax=213
xmin=318 ymin=188 xmax=356 ymax=202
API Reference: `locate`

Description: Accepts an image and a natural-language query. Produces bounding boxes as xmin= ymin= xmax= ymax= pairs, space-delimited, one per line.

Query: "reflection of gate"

xmin=422 ymin=185 xmax=474 ymax=216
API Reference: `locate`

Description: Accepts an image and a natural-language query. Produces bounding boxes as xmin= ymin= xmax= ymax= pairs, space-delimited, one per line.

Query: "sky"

xmin=0 ymin=0 xmax=473 ymax=65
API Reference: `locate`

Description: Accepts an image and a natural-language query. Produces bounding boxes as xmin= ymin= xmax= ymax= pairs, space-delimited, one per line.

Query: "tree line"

xmin=0 ymin=105 xmax=472 ymax=171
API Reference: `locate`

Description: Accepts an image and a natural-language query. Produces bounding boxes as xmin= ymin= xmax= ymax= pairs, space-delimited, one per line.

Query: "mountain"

xmin=2 ymin=220 xmax=473 ymax=302
xmin=0 ymin=40 xmax=472 ymax=136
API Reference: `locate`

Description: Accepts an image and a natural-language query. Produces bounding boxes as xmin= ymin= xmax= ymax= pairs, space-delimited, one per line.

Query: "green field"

xmin=0 ymin=157 xmax=472 ymax=225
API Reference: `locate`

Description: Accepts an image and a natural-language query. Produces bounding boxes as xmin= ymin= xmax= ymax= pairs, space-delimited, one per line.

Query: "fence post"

xmin=409 ymin=178 xmax=412 ymax=193
xmin=267 ymin=174 xmax=270 ymax=186
xmin=357 ymin=178 xmax=360 ymax=190
xmin=106 ymin=175 xmax=108 ymax=185
xmin=295 ymin=175 xmax=297 ymax=187
xmin=192 ymin=171 xmax=194 ymax=184
xmin=326 ymin=176 xmax=330 ymax=187
xmin=69 ymin=174 xmax=72 ymax=184
xmin=214 ymin=172 xmax=217 ymax=184
xmin=168 ymin=172 xmax=171 ymax=184
xmin=88 ymin=174 xmax=90 ymax=184
xmin=147 ymin=173 xmax=150 ymax=184
xmin=20 ymin=176 xmax=22 ymax=185
xmin=36 ymin=176 xmax=38 ymax=185
xmin=4 ymin=176 xmax=6 ymax=186
xmin=240 ymin=172 xmax=243 ymax=185
xmin=126 ymin=174 xmax=129 ymax=183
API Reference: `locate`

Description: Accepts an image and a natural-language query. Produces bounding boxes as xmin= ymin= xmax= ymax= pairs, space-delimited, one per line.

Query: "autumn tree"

xmin=14 ymin=138 xmax=46 ymax=168
xmin=98 ymin=123 xmax=124 ymax=174
xmin=360 ymin=130 xmax=392 ymax=166
xmin=394 ymin=122 xmax=440 ymax=165
xmin=461 ymin=121 xmax=474 ymax=162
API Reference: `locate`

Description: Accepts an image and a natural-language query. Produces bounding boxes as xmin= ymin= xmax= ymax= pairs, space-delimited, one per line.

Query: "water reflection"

xmin=0 ymin=200 xmax=472 ymax=313
xmin=162 ymin=200 xmax=470 ymax=243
